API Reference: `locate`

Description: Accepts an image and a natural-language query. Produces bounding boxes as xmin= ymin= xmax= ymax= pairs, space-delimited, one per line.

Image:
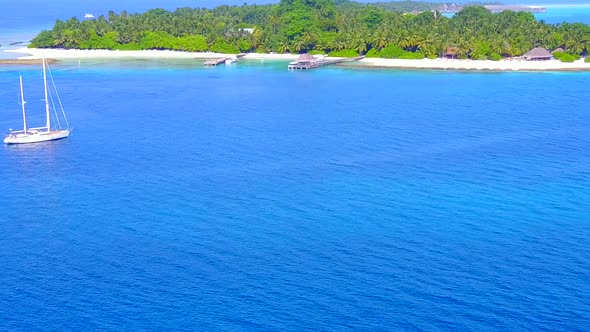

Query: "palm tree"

xmin=53 ymin=32 xmax=68 ymax=48
xmin=372 ymin=26 xmax=392 ymax=50
xmin=277 ymin=39 xmax=290 ymax=54
xmin=269 ymin=14 xmax=280 ymax=34
xmin=399 ymin=33 xmax=418 ymax=51
xmin=293 ymin=38 xmax=306 ymax=52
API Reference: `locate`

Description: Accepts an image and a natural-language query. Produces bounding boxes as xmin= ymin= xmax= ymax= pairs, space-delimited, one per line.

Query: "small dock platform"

xmin=288 ymin=55 xmax=365 ymax=70
xmin=0 ymin=58 xmax=58 ymax=65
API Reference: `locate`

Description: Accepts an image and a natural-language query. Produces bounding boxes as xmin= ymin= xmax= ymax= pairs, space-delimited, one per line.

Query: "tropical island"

xmin=10 ymin=0 xmax=590 ymax=70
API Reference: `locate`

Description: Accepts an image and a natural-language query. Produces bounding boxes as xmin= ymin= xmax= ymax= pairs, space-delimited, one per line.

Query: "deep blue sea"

xmin=1 ymin=60 xmax=589 ymax=330
xmin=1 ymin=1 xmax=590 ymax=330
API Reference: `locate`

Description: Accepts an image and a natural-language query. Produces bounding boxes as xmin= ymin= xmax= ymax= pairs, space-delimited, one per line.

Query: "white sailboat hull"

xmin=4 ymin=129 xmax=70 ymax=144
xmin=4 ymin=57 xmax=71 ymax=145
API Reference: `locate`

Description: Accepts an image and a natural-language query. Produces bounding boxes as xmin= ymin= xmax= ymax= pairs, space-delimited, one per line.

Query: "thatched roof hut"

xmin=297 ymin=53 xmax=314 ymax=63
xmin=523 ymin=47 xmax=552 ymax=61
xmin=444 ymin=46 xmax=459 ymax=58
xmin=552 ymin=47 xmax=565 ymax=53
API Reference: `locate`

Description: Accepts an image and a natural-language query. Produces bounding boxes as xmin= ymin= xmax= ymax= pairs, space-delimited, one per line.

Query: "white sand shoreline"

xmin=5 ymin=47 xmax=300 ymax=61
xmin=350 ymin=57 xmax=590 ymax=71
xmin=6 ymin=47 xmax=590 ymax=71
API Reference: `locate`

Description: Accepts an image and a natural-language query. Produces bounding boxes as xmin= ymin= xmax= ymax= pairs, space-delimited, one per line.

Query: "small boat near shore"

xmin=4 ymin=58 xmax=71 ymax=144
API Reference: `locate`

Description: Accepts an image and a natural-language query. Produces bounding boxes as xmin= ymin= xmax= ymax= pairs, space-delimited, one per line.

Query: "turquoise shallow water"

xmin=440 ymin=5 xmax=590 ymax=24
xmin=535 ymin=5 xmax=590 ymax=24
xmin=0 ymin=60 xmax=589 ymax=329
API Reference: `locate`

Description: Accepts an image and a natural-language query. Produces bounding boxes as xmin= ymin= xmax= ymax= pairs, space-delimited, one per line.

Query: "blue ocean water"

xmin=439 ymin=4 xmax=590 ymax=24
xmin=535 ymin=4 xmax=590 ymax=24
xmin=0 ymin=60 xmax=589 ymax=330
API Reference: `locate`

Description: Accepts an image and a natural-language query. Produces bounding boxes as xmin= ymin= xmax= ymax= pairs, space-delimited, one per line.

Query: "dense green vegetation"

xmin=553 ymin=51 xmax=581 ymax=62
xmin=30 ymin=0 xmax=590 ymax=60
xmin=332 ymin=1 xmax=499 ymax=13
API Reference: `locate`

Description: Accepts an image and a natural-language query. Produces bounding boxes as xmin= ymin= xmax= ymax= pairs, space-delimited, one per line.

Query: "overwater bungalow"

xmin=296 ymin=53 xmax=315 ymax=63
xmin=288 ymin=54 xmax=320 ymax=69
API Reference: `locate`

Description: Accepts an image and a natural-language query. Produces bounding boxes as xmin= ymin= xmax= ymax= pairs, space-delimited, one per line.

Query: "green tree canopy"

xmin=29 ymin=0 xmax=590 ymax=59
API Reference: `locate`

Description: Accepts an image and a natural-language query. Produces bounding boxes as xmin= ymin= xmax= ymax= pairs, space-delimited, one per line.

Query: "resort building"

xmin=296 ymin=53 xmax=315 ymax=64
xmin=440 ymin=3 xmax=460 ymax=13
xmin=239 ymin=28 xmax=254 ymax=34
xmin=288 ymin=53 xmax=331 ymax=69
xmin=523 ymin=47 xmax=553 ymax=61
xmin=444 ymin=46 xmax=459 ymax=59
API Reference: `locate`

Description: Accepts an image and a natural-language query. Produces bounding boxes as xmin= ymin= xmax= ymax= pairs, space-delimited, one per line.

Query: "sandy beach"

xmin=5 ymin=47 xmax=590 ymax=71
xmin=351 ymin=57 xmax=590 ymax=71
xmin=5 ymin=47 xmax=300 ymax=61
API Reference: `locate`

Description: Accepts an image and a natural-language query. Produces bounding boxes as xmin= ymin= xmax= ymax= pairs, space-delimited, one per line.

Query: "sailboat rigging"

xmin=4 ymin=57 xmax=70 ymax=144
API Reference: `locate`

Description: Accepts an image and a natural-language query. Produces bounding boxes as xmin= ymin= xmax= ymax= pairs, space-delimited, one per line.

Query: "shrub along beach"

xmin=11 ymin=0 xmax=590 ymax=70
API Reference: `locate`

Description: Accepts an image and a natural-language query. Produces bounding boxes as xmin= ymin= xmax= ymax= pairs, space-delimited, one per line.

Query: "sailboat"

xmin=4 ymin=57 xmax=70 ymax=144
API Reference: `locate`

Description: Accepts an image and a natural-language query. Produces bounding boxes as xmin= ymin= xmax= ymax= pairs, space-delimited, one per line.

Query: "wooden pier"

xmin=203 ymin=53 xmax=247 ymax=66
xmin=204 ymin=57 xmax=228 ymax=66
xmin=0 ymin=58 xmax=58 ymax=65
xmin=288 ymin=55 xmax=365 ymax=70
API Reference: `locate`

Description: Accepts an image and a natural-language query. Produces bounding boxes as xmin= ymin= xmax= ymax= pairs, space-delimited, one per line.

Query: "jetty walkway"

xmin=0 ymin=59 xmax=58 ymax=65
xmin=288 ymin=55 xmax=365 ymax=70
xmin=204 ymin=53 xmax=246 ymax=66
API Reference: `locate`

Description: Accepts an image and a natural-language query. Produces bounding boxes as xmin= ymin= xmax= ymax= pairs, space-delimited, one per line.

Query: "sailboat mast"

xmin=20 ymin=75 xmax=27 ymax=133
xmin=42 ymin=57 xmax=51 ymax=131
